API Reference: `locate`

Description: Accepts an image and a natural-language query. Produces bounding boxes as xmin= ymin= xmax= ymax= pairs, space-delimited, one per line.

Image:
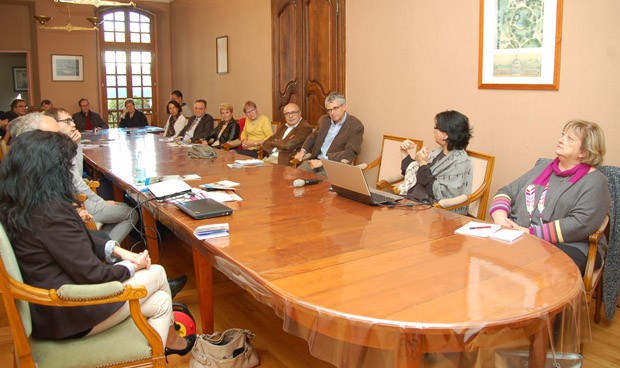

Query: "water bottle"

xmin=135 ymin=150 xmax=147 ymax=185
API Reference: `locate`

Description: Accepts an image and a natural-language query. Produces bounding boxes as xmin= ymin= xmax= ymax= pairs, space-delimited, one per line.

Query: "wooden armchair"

xmin=433 ymin=150 xmax=495 ymax=220
xmin=257 ymin=121 xmax=281 ymax=159
xmin=360 ymin=135 xmax=424 ymax=193
xmin=0 ymin=223 xmax=166 ymax=368
xmin=585 ymin=215 xmax=610 ymax=324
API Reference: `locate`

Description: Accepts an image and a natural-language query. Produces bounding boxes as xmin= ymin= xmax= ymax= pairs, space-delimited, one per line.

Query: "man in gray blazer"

xmin=293 ymin=92 xmax=364 ymax=176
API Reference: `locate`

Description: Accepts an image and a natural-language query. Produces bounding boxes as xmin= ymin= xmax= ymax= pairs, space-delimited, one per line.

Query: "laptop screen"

xmin=320 ymin=159 xmax=373 ymax=200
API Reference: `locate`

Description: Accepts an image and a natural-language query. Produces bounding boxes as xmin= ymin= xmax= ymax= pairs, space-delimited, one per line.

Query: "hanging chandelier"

xmin=53 ymin=0 xmax=136 ymax=7
xmin=34 ymin=6 xmax=101 ymax=32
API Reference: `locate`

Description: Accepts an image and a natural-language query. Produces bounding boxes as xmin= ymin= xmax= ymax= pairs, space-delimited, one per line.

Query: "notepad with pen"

xmin=454 ymin=221 xmax=501 ymax=238
xmin=454 ymin=221 xmax=524 ymax=243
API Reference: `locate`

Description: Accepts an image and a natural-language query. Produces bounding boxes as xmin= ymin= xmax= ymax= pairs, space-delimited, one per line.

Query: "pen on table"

xmin=469 ymin=226 xmax=492 ymax=229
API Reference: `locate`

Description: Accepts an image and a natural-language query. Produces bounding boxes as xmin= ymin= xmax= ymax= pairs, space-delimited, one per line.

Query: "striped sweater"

xmin=489 ymin=163 xmax=610 ymax=258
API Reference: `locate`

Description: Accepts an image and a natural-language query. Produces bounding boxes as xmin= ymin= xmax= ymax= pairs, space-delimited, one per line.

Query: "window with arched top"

xmin=98 ymin=8 xmax=156 ymax=127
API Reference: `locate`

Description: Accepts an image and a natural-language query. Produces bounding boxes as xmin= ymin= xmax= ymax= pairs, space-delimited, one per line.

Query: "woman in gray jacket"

xmin=489 ymin=120 xmax=611 ymax=274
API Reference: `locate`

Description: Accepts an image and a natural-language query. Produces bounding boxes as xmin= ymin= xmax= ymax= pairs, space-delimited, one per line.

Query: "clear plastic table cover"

xmin=212 ymin=253 xmax=588 ymax=368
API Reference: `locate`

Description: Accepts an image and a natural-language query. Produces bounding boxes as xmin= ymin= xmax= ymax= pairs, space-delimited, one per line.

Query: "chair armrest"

xmin=57 ymin=281 xmax=125 ymax=301
xmin=380 ymin=174 xmax=404 ymax=184
xmin=227 ymin=139 xmax=241 ymax=148
xmin=9 ymin=278 xmax=146 ymax=307
xmin=584 ymin=215 xmax=609 ymax=292
xmin=434 ymin=181 xmax=489 ymax=212
xmin=434 ymin=194 xmax=469 ymax=209
xmin=290 ymin=153 xmax=311 ymax=167
xmin=257 ymin=146 xmax=266 ymax=159
xmin=363 ymin=156 xmax=382 ymax=172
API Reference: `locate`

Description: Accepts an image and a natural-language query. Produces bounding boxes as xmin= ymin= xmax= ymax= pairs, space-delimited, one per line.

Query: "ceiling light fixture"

xmin=54 ymin=0 xmax=136 ymax=7
xmin=34 ymin=6 xmax=101 ymax=32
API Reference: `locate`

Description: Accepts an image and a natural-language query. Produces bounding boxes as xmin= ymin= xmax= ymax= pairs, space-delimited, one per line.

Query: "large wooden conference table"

xmin=82 ymin=129 xmax=585 ymax=367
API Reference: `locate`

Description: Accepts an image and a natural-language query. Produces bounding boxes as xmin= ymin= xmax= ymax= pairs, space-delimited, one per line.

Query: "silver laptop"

xmin=320 ymin=159 xmax=404 ymax=206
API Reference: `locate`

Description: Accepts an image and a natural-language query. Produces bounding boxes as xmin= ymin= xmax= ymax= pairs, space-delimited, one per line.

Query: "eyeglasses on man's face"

xmin=283 ymin=110 xmax=300 ymax=117
xmin=325 ymin=105 xmax=343 ymax=114
xmin=57 ymin=118 xmax=74 ymax=125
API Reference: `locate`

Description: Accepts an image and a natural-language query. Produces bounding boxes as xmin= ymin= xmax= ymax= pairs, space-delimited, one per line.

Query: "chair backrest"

xmin=237 ymin=117 xmax=246 ymax=134
xmin=375 ymin=135 xmax=424 ymax=183
xmin=0 ymin=223 xmax=32 ymax=337
xmin=465 ymin=150 xmax=495 ymax=219
xmin=271 ymin=121 xmax=281 ymax=134
xmin=144 ymin=112 xmax=152 ymax=125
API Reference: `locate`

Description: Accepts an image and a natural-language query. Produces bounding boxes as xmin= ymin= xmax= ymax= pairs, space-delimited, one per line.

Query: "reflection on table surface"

xmin=82 ymin=134 xmax=586 ymax=367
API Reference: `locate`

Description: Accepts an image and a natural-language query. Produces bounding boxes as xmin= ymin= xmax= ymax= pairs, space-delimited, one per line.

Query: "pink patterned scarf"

xmin=532 ymin=157 xmax=591 ymax=186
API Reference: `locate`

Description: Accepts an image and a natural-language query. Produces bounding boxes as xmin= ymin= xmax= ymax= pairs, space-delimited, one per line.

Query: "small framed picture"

xmin=13 ymin=67 xmax=28 ymax=91
xmin=52 ymin=55 xmax=84 ymax=81
xmin=216 ymin=36 xmax=229 ymax=75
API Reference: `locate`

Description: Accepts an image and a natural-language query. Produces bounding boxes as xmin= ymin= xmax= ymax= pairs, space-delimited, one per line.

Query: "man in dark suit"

xmin=72 ymin=98 xmax=108 ymax=132
xmin=178 ymin=99 xmax=214 ymax=143
xmin=293 ymin=92 xmax=364 ymax=176
xmin=262 ymin=103 xmax=312 ymax=165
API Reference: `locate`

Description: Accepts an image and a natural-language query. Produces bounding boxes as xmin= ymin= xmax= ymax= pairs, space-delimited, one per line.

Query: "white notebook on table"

xmin=454 ymin=221 xmax=501 ymax=238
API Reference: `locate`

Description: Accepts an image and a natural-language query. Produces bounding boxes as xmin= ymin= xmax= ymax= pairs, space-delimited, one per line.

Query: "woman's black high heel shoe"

xmin=165 ymin=334 xmax=196 ymax=361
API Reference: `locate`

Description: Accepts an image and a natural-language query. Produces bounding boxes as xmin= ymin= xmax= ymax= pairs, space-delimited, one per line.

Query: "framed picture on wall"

xmin=13 ymin=67 xmax=28 ymax=92
xmin=52 ymin=55 xmax=84 ymax=81
xmin=478 ymin=0 xmax=563 ymax=90
xmin=216 ymin=36 xmax=229 ymax=75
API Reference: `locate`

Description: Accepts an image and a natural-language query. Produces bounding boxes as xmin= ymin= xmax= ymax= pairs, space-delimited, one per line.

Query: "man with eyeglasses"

xmin=73 ymin=98 xmax=108 ymax=132
xmin=293 ymin=92 xmax=364 ymax=176
xmin=262 ymin=103 xmax=312 ymax=165
xmin=2 ymin=99 xmax=28 ymax=141
xmin=41 ymin=108 xmax=138 ymax=243
xmin=5 ymin=98 xmax=27 ymax=121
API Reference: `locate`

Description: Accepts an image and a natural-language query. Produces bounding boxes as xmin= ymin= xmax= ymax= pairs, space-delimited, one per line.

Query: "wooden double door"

xmin=271 ymin=0 xmax=345 ymax=127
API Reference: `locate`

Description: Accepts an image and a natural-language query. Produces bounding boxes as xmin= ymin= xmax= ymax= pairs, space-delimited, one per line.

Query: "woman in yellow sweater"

xmin=234 ymin=101 xmax=273 ymax=158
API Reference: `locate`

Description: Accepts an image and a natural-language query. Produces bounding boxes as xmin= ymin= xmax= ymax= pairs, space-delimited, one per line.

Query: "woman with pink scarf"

xmin=489 ymin=120 xmax=611 ymax=274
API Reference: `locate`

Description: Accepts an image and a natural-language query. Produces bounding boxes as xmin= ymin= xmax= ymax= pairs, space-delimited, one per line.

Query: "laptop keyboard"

xmin=371 ymin=191 xmax=397 ymax=204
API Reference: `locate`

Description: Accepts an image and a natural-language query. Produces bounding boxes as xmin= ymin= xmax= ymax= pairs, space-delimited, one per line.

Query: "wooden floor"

xmin=1 ymin=230 xmax=619 ymax=367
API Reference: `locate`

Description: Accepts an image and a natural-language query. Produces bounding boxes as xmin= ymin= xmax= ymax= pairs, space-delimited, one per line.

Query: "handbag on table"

xmin=189 ymin=328 xmax=260 ymax=368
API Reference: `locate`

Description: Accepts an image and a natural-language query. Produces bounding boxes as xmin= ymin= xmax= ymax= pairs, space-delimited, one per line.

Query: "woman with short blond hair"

xmin=490 ymin=120 xmax=611 ymax=274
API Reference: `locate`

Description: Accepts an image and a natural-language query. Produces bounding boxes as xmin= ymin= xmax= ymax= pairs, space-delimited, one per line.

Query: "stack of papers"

xmin=194 ymin=224 xmax=229 ymax=240
xmin=454 ymin=221 xmax=524 ymax=243
xmin=201 ymin=180 xmax=240 ymax=190
xmin=145 ymin=174 xmax=201 ymax=185
xmin=227 ymin=159 xmax=266 ymax=169
xmin=489 ymin=229 xmax=524 ymax=243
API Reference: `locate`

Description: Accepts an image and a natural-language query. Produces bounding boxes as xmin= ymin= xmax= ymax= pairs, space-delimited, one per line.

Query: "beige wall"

xmin=0 ymin=1 xmax=35 ymax=107
xmin=169 ymin=0 xmax=272 ymax=120
xmin=0 ymin=0 xmax=172 ymax=121
xmin=4 ymin=0 xmax=617 ymax=209
xmin=169 ymin=0 xmax=619 ymax=215
xmin=347 ymin=0 xmax=620 ymax=204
